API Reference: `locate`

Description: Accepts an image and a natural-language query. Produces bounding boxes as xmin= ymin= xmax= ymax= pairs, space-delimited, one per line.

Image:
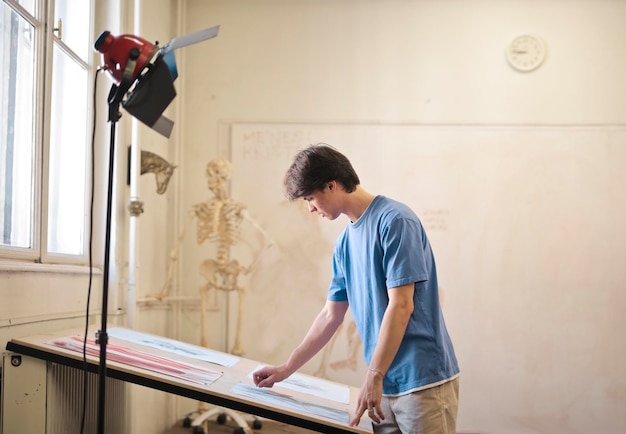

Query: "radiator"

xmin=47 ymin=363 xmax=127 ymax=434
xmin=2 ymin=354 xmax=127 ymax=434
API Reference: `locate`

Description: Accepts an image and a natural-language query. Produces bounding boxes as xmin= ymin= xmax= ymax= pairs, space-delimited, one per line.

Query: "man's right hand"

xmin=252 ymin=365 xmax=290 ymax=388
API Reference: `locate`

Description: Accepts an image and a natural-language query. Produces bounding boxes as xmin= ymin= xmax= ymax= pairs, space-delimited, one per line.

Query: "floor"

xmin=165 ymin=413 xmax=319 ymax=434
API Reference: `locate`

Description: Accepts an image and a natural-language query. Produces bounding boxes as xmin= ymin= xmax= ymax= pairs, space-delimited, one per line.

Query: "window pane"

xmin=55 ymin=0 xmax=90 ymax=61
xmin=13 ymin=0 xmax=37 ymax=17
xmin=47 ymin=45 xmax=88 ymax=255
xmin=0 ymin=3 xmax=37 ymax=249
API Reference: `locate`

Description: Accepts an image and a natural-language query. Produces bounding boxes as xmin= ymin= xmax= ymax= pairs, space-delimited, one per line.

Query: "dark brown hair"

xmin=284 ymin=144 xmax=360 ymax=201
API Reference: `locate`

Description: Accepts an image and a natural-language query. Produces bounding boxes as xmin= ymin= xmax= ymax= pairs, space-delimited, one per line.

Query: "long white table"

xmin=4 ymin=327 xmax=372 ymax=433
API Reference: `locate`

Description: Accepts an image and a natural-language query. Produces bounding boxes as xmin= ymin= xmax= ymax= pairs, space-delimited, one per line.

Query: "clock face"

xmin=506 ymin=35 xmax=546 ymax=72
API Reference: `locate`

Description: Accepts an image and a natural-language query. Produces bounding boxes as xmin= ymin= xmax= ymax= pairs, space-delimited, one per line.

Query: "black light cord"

xmin=81 ymin=66 xmax=103 ymax=434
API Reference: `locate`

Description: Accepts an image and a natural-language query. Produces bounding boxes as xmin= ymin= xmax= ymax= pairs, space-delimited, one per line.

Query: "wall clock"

xmin=506 ymin=34 xmax=547 ymax=72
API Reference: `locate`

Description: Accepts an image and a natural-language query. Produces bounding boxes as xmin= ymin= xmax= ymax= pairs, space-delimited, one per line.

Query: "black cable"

xmin=81 ymin=66 xmax=103 ymax=434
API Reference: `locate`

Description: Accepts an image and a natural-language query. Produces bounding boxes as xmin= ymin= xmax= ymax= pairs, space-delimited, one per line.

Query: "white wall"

xmin=120 ymin=1 xmax=183 ymax=433
xmin=164 ymin=1 xmax=625 ymax=433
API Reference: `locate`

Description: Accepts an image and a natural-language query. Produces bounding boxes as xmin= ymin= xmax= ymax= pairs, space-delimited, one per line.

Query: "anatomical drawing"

xmin=314 ymin=319 xmax=361 ymax=379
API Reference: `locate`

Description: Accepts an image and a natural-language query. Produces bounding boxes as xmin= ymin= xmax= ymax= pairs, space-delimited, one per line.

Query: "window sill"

xmin=0 ymin=261 xmax=102 ymax=275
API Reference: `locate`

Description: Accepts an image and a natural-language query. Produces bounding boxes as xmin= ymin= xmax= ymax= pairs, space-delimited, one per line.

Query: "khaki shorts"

xmin=373 ymin=376 xmax=460 ymax=434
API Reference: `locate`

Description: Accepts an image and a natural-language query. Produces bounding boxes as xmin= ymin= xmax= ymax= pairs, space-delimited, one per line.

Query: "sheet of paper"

xmin=47 ymin=336 xmax=221 ymax=386
xmin=231 ymin=383 xmax=350 ymax=424
xmin=249 ymin=365 xmax=350 ymax=404
xmin=108 ymin=327 xmax=239 ymax=367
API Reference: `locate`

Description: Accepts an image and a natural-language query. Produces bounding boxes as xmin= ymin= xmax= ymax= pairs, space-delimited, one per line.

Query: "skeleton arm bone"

xmin=239 ymin=209 xmax=276 ymax=274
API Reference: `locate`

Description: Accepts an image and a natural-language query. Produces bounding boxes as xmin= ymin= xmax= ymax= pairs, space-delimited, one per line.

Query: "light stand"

xmin=96 ymin=48 xmax=140 ymax=434
xmin=92 ymin=25 xmax=219 ymax=434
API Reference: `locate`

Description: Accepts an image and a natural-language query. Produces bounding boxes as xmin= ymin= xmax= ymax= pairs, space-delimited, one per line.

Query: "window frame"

xmin=1 ymin=0 xmax=96 ymax=265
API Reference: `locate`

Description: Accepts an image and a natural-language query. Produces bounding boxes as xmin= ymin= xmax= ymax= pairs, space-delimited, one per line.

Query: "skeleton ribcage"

xmin=194 ymin=199 xmax=245 ymax=268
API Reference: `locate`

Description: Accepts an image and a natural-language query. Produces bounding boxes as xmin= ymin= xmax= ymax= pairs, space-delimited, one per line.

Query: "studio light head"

xmin=94 ymin=31 xmax=158 ymax=85
xmin=93 ymin=26 xmax=219 ymax=137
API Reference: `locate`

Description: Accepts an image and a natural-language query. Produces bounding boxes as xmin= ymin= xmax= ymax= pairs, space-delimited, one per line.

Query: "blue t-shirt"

xmin=328 ymin=196 xmax=459 ymax=396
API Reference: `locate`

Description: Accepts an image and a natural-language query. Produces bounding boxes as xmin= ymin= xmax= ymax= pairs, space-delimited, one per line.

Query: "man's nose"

xmin=307 ymin=202 xmax=316 ymax=212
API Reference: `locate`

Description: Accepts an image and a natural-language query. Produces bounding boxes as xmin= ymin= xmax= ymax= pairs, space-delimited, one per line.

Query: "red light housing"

xmin=94 ymin=31 xmax=157 ymax=84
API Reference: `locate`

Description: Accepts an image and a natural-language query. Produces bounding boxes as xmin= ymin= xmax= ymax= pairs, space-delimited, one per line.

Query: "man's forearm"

xmin=284 ymin=300 xmax=347 ymax=373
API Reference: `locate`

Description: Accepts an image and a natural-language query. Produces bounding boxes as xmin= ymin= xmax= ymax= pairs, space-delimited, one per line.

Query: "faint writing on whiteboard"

xmin=421 ymin=208 xmax=450 ymax=232
xmin=239 ymin=129 xmax=307 ymax=160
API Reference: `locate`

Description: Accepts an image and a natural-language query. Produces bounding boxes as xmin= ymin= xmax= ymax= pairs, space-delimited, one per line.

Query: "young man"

xmin=253 ymin=144 xmax=460 ymax=433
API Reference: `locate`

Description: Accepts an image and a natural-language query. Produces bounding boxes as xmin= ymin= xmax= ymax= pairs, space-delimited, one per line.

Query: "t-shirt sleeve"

xmin=382 ymin=217 xmax=429 ymax=288
xmin=328 ymin=248 xmax=348 ymax=302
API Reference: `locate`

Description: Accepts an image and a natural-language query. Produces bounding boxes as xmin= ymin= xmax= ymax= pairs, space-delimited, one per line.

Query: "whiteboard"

xmin=228 ymin=122 xmax=626 ymax=434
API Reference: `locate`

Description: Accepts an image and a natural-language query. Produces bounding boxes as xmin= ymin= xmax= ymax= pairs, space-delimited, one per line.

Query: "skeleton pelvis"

xmin=199 ymin=258 xmax=242 ymax=291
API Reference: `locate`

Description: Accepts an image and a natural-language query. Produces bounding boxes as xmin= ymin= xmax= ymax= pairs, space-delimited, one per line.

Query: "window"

xmin=1 ymin=0 xmax=93 ymax=262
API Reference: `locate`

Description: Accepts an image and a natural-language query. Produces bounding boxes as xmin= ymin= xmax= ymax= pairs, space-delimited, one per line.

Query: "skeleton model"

xmin=157 ymin=158 xmax=274 ymax=356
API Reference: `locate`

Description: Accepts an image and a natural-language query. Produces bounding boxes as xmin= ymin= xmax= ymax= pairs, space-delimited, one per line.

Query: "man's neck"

xmin=345 ymin=186 xmax=375 ymax=223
